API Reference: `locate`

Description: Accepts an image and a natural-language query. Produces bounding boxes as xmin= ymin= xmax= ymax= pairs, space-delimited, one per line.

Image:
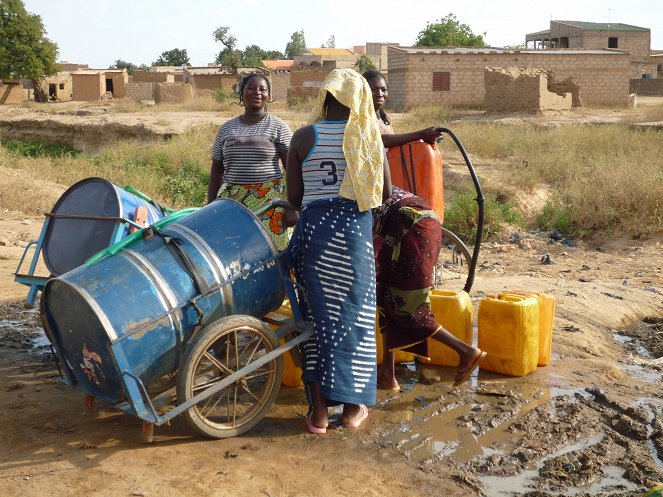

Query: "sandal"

xmin=305 ymin=413 xmax=327 ymax=434
xmin=453 ymin=351 xmax=487 ymax=387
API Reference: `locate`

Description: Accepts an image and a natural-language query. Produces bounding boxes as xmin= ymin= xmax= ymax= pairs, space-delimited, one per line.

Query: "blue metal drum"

xmin=43 ymin=177 xmax=164 ymax=276
xmin=42 ymin=199 xmax=285 ymax=412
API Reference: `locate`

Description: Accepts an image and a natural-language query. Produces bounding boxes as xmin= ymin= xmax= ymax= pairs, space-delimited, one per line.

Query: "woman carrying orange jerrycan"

xmin=372 ymin=186 xmax=486 ymax=390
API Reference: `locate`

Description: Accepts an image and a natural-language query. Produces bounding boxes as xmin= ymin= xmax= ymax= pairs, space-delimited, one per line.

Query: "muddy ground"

xmin=1 ymin=105 xmax=662 ymax=497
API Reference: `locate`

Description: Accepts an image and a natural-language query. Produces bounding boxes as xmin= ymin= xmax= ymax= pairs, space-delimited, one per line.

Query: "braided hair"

xmin=362 ymin=70 xmax=391 ymax=125
xmin=236 ymin=73 xmax=272 ymax=107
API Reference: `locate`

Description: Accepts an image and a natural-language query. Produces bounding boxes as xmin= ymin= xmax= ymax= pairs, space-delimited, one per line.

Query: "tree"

xmin=243 ymin=44 xmax=266 ymax=67
xmin=285 ymin=30 xmax=306 ymax=59
xmin=415 ymin=14 xmax=486 ymax=48
xmin=153 ymin=48 xmax=190 ymax=67
xmin=322 ymin=35 xmax=335 ymax=48
xmin=109 ymin=59 xmax=137 ymax=75
xmin=0 ymin=0 xmax=58 ymax=80
xmin=264 ymin=50 xmax=285 ymax=60
xmin=213 ymin=26 xmax=242 ymax=70
xmin=354 ymin=55 xmax=376 ymax=72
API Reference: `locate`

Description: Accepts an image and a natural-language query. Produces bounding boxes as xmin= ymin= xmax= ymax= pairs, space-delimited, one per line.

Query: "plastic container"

xmin=499 ymin=291 xmax=555 ymax=367
xmin=420 ymin=289 xmax=473 ymax=366
xmin=478 ymin=293 xmax=539 ymax=377
xmin=269 ymin=302 xmax=304 ymax=388
xmin=386 ymin=141 xmax=444 ymax=223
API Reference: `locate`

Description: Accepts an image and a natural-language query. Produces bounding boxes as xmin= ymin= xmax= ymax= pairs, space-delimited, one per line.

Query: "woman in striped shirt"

xmin=208 ymin=73 xmax=295 ymax=249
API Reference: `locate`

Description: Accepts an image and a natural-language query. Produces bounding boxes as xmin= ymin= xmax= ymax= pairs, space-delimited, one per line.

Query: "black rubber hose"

xmin=438 ymin=128 xmax=485 ymax=293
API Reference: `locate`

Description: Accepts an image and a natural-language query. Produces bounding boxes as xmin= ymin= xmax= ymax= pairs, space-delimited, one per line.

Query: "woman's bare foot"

xmin=342 ymin=404 xmax=369 ymax=429
xmin=377 ymin=370 xmax=400 ymax=391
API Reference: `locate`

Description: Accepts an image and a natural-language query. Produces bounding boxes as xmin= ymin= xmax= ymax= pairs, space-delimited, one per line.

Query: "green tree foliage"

xmin=285 ymin=30 xmax=306 ymax=59
xmin=0 ymin=0 xmax=58 ymax=80
xmin=109 ymin=59 xmax=137 ymax=74
xmin=415 ymin=13 xmax=486 ymax=47
xmin=153 ymin=48 xmax=190 ymax=67
xmin=213 ymin=26 xmax=242 ymax=70
xmin=354 ymin=55 xmax=376 ymax=72
xmin=322 ymin=35 xmax=335 ymax=48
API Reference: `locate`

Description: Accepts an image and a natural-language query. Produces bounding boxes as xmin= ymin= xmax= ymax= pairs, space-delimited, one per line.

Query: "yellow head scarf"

xmin=307 ymin=68 xmax=384 ymax=212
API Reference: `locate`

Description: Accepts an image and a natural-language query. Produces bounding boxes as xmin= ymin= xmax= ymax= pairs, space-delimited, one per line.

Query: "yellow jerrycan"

xmin=499 ymin=290 xmax=555 ymax=367
xmin=478 ymin=293 xmax=539 ymax=377
xmin=376 ymin=309 xmax=415 ymax=365
xmin=268 ymin=301 xmax=304 ymax=388
xmin=420 ymin=289 xmax=473 ymax=366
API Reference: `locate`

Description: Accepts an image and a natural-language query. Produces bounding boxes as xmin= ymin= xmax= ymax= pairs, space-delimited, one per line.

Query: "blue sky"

xmin=22 ymin=0 xmax=663 ymax=69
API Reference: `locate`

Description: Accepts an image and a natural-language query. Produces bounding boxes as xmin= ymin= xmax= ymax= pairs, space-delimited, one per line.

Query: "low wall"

xmin=287 ymin=86 xmax=320 ymax=103
xmin=155 ymin=83 xmax=193 ymax=104
xmin=630 ymin=78 xmax=663 ymax=96
xmin=126 ymin=82 xmax=155 ymax=101
xmin=0 ymin=83 xmax=24 ymax=104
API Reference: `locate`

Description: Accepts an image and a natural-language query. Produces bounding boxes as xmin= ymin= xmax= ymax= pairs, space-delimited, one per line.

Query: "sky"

xmin=22 ymin=0 xmax=663 ymax=69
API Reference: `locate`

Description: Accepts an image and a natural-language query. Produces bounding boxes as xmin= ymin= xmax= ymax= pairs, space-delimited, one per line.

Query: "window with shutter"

xmin=432 ymin=71 xmax=450 ymax=91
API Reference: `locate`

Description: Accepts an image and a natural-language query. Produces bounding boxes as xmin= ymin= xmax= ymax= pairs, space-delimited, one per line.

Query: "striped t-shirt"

xmin=211 ymin=114 xmax=292 ymax=184
xmin=301 ymin=121 xmax=348 ymax=206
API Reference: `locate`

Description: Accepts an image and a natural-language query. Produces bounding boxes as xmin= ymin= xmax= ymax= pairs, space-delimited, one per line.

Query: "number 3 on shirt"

xmin=319 ymin=160 xmax=338 ymax=186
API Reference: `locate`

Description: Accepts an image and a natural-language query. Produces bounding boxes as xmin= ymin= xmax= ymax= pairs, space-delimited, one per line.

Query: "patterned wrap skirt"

xmin=288 ymin=197 xmax=377 ymax=407
xmin=217 ymin=178 xmax=290 ymax=250
xmin=375 ymin=201 xmax=443 ymax=358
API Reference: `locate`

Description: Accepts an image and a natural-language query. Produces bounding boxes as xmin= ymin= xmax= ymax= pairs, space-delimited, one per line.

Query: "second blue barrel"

xmin=43 ymin=177 xmax=164 ymax=276
xmin=41 ymin=199 xmax=285 ymax=404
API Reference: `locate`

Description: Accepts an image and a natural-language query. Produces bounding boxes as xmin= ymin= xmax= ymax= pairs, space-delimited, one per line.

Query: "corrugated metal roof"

xmin=307 ymin=48 xmax=355 ymax=56
xmin=554 ymin=20 xmax=649 ymax=31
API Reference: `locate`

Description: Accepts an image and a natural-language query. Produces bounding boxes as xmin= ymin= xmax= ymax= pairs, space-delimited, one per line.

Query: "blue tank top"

xmin=301 ymin=121 xmax=347 ymax=206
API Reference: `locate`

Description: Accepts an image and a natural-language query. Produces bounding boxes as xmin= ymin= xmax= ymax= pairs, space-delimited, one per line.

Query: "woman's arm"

xmin=286 ymin=127 xmax=311 ymax=211
xmin=382 ymin=151 xmax=392 ymax=202
xmin=207 ymin=159 xmax=224 ymax=204
xmin=381 ymin=126 xmax=443 ymax=148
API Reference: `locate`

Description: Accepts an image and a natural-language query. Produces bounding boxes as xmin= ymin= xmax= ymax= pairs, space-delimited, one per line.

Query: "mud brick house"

xmin=294 ymin=48 xmax=358 ymax=69
xmin=386 ymin=46 xmax=631 ymax=110
xmin=261 ymin=60 xmax=295 ymax=101
xmin=526 ymin=21 xmax=655 ymax=79
xmin=34 ymin=73 xmax=73 ymax=102
xmin=72 ymin=69 xmax=127 ymax=101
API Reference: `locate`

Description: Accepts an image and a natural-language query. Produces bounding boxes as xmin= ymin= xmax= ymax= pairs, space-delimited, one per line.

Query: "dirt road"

xmin=1 ymin=210 xmax=662 ymax=496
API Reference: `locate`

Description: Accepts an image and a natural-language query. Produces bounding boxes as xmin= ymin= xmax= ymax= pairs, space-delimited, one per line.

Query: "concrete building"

xmin=525 ymin=21 xmax=654 ymax=79
xmin=365 ymin=42 xmax=400 ymax=72
xmin=261 ymin=60 xmax=295 ymax=101
xmin=386 ymin=46 xmax=630 ymax=110
xmin=294 ymin=48 xmax=358 ymax=69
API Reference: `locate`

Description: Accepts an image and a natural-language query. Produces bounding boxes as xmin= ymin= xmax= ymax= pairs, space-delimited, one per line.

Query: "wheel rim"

xmin=186 ymin=325 xmax=279 ymax=432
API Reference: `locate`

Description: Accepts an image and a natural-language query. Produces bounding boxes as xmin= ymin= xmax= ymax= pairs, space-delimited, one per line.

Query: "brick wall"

xmin=125 ymin=82 xmax=155 ymax=101
xmin=484 ymin=68 xmax=572 ymax=112
xmin=287 ymin=86 xmax=319 ymax=103
xmin=630 ymin=78 xmax=663 ymax=95
xmin=289 ymin=68 xmax=332 ymax=87
xmin=133 ymin=71 xmax=175 ymax=83
xmin=387 ymin=48 xmax=630 ymax=110
xmin=155 ymin=83 xmax=193 ymax=104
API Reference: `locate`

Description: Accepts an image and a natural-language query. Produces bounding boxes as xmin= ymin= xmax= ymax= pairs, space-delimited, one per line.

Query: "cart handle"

xmin=85 ymin=207 xmax=199 ymax=266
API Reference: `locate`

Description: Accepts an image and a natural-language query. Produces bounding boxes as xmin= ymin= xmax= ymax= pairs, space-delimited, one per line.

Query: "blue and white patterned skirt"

xmin=288 ymin=197 xmax=377 ymax=407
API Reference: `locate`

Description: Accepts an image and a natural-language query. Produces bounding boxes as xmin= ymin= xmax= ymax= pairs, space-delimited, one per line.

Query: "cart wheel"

xmin=176 ymin=315 xmax=283 ymax=439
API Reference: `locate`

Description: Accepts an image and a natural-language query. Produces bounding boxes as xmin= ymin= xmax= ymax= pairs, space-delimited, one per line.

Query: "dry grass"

xmin=1 ymin=102 xmax=662 ymax=237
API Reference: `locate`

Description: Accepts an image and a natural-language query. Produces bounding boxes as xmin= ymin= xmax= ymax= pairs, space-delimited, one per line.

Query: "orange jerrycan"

xmin=268 ymin=301 xmax=304 ymax=388
xmin=478 ymin=293 xmax=539 ymax=377
xmin=421 ymin=289 xmax=473 ymax=366
xmin=499 ymin=291 xmax=555 ymax=367
xmin=387 ymin=141 xmax=445 ymax=223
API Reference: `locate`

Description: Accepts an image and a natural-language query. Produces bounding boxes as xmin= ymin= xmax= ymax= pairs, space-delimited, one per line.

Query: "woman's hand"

xmin=418 ymin=127 xmax=443 ymax=145
xmin=284 ymin=208 xmax=299 ymax=227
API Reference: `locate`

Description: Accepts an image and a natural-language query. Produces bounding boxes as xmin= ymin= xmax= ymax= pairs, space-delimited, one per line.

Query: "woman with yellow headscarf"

xmin=286 ymin=68 xmax=392 ymax=433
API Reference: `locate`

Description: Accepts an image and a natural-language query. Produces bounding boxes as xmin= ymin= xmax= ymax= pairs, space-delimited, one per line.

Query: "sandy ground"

xmin=1 ymin=104 xmax=662 ymax=496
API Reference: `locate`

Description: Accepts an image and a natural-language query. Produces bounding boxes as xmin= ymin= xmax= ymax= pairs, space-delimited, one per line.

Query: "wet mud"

xmin=1 ymin=300 xmax=662 ymax=496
